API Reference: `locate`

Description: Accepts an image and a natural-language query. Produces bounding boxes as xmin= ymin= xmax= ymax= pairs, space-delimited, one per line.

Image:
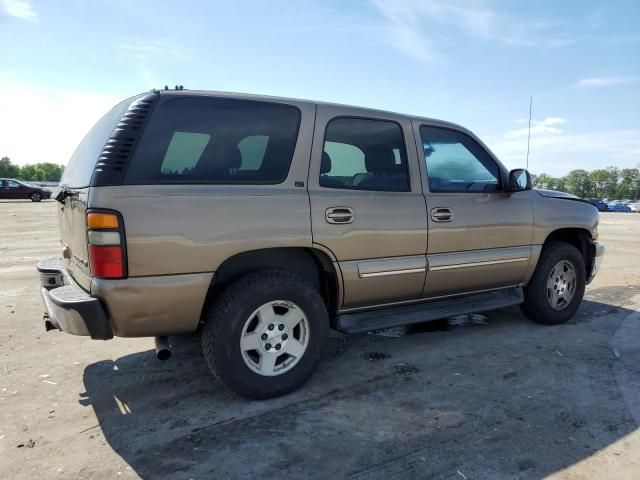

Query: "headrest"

xmin=365 ymin=145 xmax=396 ymax=174
xmin=213 ymin=143 xmax=242 ymax=170
xmin=321 ymin=151 xmax=332 ymax=174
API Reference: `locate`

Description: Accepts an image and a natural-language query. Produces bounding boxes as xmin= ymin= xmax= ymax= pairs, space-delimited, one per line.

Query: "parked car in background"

xmin=0 ymin=178 xmax=52 ymax=202
xmin=607 ymin=201 xmax=631 ymax=212
xmin=585 ymin=198 xmax=608 ymax=212
xmin=628 ymin=202 xmax=640 ymax=213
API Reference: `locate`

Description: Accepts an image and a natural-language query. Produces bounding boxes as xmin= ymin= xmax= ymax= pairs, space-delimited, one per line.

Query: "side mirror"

xmin=508 ymin=169 xmax=532 ymax=192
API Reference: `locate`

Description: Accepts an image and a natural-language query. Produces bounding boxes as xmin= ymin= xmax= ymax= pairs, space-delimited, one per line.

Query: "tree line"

xmin=0 ymin=157 xmax=64 ymax=183
xmin=533 ymin=166 xmax=640 ymax=200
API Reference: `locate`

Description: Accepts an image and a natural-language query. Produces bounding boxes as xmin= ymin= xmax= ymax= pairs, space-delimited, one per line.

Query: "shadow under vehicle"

xmin=79 ymin=288 xmax=640 ymax=479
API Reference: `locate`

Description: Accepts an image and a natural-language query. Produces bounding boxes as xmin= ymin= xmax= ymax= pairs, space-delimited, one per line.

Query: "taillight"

xmin=87 ymin=211 xmax=126 ymax=279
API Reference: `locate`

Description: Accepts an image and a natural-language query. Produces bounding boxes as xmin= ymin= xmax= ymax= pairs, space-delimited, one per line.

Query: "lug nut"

xmin=278 ymin=324 xmax=285 ymax=331
xmin=268 ymin=324 xmax=275 ymax=331
xmin=265 ymin=343 xmax=271 ymax=350
xmin=282 ymin=333 xmax=288 ymax=340
xmin=261 ymin=333 xmax=268 ymax=340
xmin=275 ymin=343 xmax=281 ymax=350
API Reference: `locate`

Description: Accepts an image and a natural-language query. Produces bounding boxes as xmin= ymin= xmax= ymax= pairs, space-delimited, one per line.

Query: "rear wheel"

xmin=521 ymin=241 xmax=586 ymax=325
xmin=30 ymin=192 xmax=42 ymax=202
xmin=201 ymin=270 xmax=328 ymax=399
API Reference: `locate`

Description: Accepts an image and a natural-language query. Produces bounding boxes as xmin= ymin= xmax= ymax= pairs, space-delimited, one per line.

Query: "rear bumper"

xmin=38 ymin=258 xmax=213 ymax=338
xmin=37 ymin=258 xmax=113 ymax=339
xmin=587 ymin=242 xmax=605 ymax=285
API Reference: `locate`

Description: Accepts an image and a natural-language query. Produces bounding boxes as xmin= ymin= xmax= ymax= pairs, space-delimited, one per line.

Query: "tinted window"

xmin=320 ymin=118 xmax=409 ymax=192
xmin=60 ymin=95 xmax=142 ymax=188
xmin=125 ymin=97 xmax=300 ymax=185
xmin=420 ymin=126 xmax=500 ymax=192
xmin=161 ymin=132 xmax=210 ymax=174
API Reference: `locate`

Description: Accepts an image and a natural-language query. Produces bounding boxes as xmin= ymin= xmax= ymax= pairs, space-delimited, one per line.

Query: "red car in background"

xmin=0 ymin=178 xmax=53 ymax=202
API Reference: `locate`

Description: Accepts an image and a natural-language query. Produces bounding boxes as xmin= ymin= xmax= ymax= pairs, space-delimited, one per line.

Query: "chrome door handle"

xmin=325 ymin=207 xmax=354 ymax=224
xmin=431 ymin=207 xmax=453 ymax=222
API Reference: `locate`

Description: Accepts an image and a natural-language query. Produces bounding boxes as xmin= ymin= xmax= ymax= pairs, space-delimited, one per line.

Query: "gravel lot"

xmin=1 ymin=200 xmax=639 ymax=479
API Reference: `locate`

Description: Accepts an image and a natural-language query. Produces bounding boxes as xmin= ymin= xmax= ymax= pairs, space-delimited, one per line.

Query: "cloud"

xmin=574 ymin=76 xmax=640 ymax=88
xmin=118 ymin=38 xmax=197 ymax=89
xmin=119 ymin=38 xmax=197 ymax=62
xmin=369 ymin=0 xmax=575 ymax=62
xmin=0 ymin=0 xmax=38 ymax=22
xmin=506 ymin=117 xmax=567 ymax=137
xmin=0 ymin=82 xmax=124 ymax=166
xmin=488 ymin=122 xmax=640 ymax=176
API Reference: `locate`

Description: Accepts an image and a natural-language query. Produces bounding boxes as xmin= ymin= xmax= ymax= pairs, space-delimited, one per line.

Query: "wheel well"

xmin=211 ymin=247 xmax=340 ymax=314
xmin=544 ymin=228 xmax=593 ymax=273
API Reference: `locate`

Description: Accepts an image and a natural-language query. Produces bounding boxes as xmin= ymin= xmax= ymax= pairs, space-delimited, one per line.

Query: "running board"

xmin=334 ymin=287 xmax=524 ymax=334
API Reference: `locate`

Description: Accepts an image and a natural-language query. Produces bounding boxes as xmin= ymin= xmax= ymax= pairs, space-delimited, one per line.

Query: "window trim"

xmin=419 ymin=124 xmax=503 ymax=194
xmin=319 ymin=115 xmax=412 ymax=193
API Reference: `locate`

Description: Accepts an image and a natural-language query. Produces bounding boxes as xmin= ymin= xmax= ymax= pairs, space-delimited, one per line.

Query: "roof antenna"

xmin=526 ymin=96 xmax=533 ymax=170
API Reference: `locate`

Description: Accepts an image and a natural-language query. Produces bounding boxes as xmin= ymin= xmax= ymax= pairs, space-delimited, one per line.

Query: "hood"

xmin=535 ymin=189 xmax=580 ymax=200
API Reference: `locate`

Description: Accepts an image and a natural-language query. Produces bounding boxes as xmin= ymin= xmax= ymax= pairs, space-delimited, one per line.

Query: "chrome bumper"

xmin=587 ymin=242 xmax=605 ymax=284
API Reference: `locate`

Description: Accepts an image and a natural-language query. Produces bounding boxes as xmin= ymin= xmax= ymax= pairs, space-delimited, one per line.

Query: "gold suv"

xmin=38 ymin=89 xmax=604 ymax=398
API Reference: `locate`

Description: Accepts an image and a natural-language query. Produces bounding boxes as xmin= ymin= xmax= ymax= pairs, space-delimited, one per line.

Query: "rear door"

xmin=308 ymin=106 xmax=427 ymax=310
xmin=416 ymin=123 xmax=533 ymax=298
xmin=1 ymin=180 xmax=14 ymax=198
xmin=1 ymin=180 xmax=24 ymax=199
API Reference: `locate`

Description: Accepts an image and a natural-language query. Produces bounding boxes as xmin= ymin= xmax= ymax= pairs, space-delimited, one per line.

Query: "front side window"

xmin=320 ymin=117 xmax=409 ymax=192
xmin=126 ymin=97 xmax=301 ymax=185
xmin=420 ymin=126 xmax=500 ymax=193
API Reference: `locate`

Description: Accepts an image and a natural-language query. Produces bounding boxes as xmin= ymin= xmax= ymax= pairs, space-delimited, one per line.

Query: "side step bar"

xmin=335 ymin=287 xmax=524 ymax=334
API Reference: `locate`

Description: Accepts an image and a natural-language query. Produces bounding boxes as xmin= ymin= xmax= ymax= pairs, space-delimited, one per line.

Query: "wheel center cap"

xmin=260 ymin=323 xmax=289 ymax=352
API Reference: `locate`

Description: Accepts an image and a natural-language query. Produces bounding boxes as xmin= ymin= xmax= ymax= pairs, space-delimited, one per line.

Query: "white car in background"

xmin=629 ymin=202 xmax=640 ymax=213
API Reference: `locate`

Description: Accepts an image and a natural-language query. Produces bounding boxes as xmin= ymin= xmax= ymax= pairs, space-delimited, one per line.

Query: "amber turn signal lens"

xmin=87 ymin=212 xmax=119 ymax=229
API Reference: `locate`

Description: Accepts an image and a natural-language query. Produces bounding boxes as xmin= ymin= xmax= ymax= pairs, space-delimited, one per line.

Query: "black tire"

xmin=520 ymin=241 xmax=586 ymax=325
xmin=201 ymin=270 xmax=329 ymax=399
xmin=30 ymin=192 xmax=41 ymax=202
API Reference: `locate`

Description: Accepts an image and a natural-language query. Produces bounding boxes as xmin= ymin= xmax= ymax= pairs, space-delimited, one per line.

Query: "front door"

xmin=416 ymin=123 xmax=534 ymax=298
xmin=308 ymin=106 xmax=427 ymax=310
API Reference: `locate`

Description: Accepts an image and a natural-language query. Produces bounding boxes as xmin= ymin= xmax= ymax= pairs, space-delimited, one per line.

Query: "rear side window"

xmin=320 ymin=118 xmax=409 ymax=192
xmin=125 ymin=97 xmax=301 ymax=184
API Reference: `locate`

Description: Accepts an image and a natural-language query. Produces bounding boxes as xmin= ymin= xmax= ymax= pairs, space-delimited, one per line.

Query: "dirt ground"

xmin=1 ymin=200 xmax=639 ymax=480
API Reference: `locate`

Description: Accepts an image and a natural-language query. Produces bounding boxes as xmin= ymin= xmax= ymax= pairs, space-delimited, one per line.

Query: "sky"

xmin=0 ymin=0 xmax=638 ymax=177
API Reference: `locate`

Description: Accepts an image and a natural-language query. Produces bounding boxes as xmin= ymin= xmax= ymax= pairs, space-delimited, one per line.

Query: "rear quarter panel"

xmin=89 ymin=184 xmax=313 ymax=277
xmin=87 ymin=99 xmax=316 ymax=278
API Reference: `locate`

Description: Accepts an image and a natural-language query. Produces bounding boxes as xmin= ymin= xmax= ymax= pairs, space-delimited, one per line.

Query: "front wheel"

xmin=201 ymin=270 xmax=328 ymax=399
xmin=30 ymin=192 xmax=42 ymax=202
xmin=521 ymin=241 xmax=586 ymax=325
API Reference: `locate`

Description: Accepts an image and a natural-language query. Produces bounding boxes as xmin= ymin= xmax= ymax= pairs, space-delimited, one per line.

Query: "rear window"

xmin=125 ymin=97 xmax=301 ymax=185
xmin=60 ymin=96 xmax=140 ymax=188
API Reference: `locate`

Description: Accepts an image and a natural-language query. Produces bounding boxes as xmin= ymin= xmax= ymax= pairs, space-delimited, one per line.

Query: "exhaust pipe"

xmin=154 ymin=336 xmax=172 ymax=361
